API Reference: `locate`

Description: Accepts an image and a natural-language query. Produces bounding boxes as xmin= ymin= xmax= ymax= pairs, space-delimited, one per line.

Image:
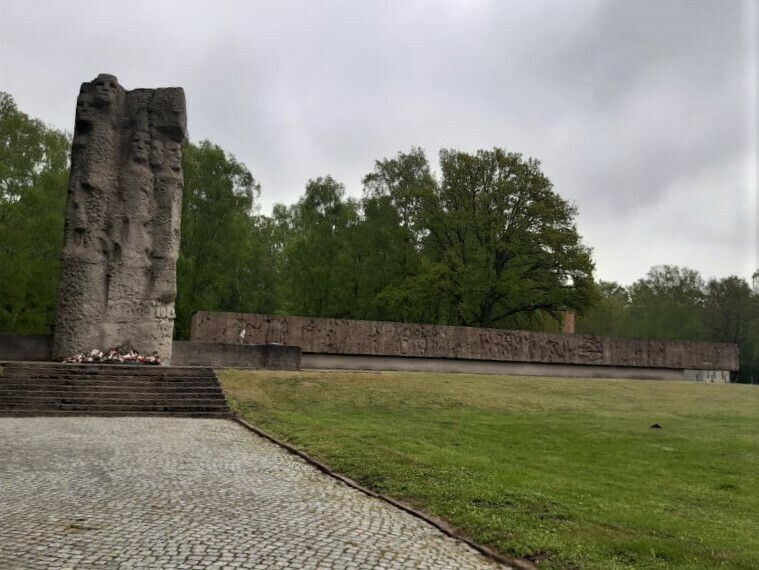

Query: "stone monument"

xmin=52 ymin=74 xmax=187 ymax=363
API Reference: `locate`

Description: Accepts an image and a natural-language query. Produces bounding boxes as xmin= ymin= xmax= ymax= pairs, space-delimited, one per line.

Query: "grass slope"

xmin=219 ymin=370 xmax=759 ymax=570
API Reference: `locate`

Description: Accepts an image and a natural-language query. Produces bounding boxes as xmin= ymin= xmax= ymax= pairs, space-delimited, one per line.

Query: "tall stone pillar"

xmin=52 ymin=74 xmax=187 ymax=363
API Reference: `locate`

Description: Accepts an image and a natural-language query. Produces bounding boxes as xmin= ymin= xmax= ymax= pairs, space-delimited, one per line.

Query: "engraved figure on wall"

xmin=576 ymin=335 xmax=605 ymax=365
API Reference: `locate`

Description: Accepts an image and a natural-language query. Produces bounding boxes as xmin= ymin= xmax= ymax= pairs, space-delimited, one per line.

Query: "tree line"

xmin=2 ymin=92 xmax=757 ymax=381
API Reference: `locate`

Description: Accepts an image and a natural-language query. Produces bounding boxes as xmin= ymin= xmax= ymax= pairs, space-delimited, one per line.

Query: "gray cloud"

xmin=0 ymin=0 xmax=755 ymax=285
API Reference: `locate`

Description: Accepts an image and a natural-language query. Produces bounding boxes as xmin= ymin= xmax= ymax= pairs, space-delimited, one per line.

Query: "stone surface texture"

xmin=171 ymin=341 xmax=301 ymax=369
xmin=0 ymin=333 xmax=51 ymax=362
xmin=0 ymin=418 xmax=507 ymax=569
xmin=53 ymin=74 xmax=187 ymax=363
xmin=192 ymin=312 xmax=740 ymax=371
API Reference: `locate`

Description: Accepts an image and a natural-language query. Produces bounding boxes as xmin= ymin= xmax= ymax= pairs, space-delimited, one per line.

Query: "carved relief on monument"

xmin=718 ymin=342 xmax=739 ymax=370
xmin=320 ymin=320 xmax=339 ymax=353
xmin=612 ymin=338 xmax=644 ymax=368
xmin=368 ymin=322 xmax=383 ymax=355
xmin=189 ymin=312 xmax=740 ymax=372
xmin=458 ymin=327 xmax=478 ymax=360
xmin=664 ymin=342 xmax=683 ymax=370
xmin=576 ymin=335 xmax=605 ymax=365
xmin=397 ymin=326 xmax=412 ymax=356
xmin=297 ymin=318 xmax=319 ymax=351
xmin=542 ymin=334 xmax=566 ymax=363
xmin=528 ymin=333 xmax=565 ymax=363
xmin=53 ymin=74 xmax=187 ymax=362
xmin=648 ymin=341 xmax=666 ymax=368
xmin=267 ymin=316 xmax=289 ymax=345
xmin=347 ymin=320 xmax=370 ymax=355
xmin=686 ymin=344 xmax=699 ymax=369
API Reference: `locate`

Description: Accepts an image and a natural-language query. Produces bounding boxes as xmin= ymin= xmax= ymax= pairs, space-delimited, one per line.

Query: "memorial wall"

xmin=191 ymin=312 xmax=739 ymax=372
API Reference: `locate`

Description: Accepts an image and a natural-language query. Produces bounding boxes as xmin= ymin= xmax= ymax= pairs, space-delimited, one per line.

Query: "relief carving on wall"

xmin=190 ymin=312 xmax=739 ymax=371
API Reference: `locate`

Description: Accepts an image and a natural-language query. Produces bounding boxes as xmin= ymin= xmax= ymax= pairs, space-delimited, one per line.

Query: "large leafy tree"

xmin=0 ymin=93 xmax=69 ymax=204
xmin=366 ymin=148 xmax=596 ymax=328
xmin=277 ymin=176 xmax=362 ymax=318
xmin=703 ymin=276 xmax=759 ymax=345
xmin=575 ymin=281 xmax=631 ymax=337
xmin=0 ymin=93 xmax=69 ymax=333
xmin=175 ymin=140 xmax=277 ymax=338
xmin=353 ymin=148 xmax=431 ymax=320
xmin=626 ymin=265 xmax=707 ymax=341
xmin=704 ymin=276 xmax=759 ymax=381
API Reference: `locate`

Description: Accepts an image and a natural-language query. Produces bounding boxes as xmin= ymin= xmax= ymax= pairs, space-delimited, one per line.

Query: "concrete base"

xmin=684 ymin=369 xmax=730 ymax=383
xmin=0 ymin=335 xmax=300 ymax=370
xmin=171 ymin=341 xmax=300 ymax=370
xmin=302 ymin=353 xmax=690 ymax=380
xmin=0 ymin=333 xmax=52 ymax=362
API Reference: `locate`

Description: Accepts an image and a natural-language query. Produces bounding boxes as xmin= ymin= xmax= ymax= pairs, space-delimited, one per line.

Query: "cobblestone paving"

xmin=0 ymin=418 xmax=507 ymax=569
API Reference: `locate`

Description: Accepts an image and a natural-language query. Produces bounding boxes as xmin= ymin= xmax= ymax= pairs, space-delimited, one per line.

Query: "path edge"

xmin=233 ymin=416 xmax=537 ymax=570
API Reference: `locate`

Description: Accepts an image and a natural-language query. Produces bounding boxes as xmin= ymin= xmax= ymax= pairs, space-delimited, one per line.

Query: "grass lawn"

xmin=219 ymin=370 xmax=759 ymax=570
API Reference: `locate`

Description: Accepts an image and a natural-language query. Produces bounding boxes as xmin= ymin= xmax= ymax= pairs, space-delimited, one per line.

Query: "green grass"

xmin=219 ymin=370 xmax=759 ymax=570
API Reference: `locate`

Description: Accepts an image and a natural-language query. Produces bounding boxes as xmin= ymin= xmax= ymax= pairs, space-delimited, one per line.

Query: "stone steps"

xmin=0 ymin=395 xmax=227 ymax=405
xmin=3 ymin=377 xmax=224 ymax=391
xmin=0 ymin=410 xmax=230 ymax=418
xmin=0 ymin=382 xmax=221 ymax=391
xmin=0 ymin=362 xmax=232 ymax=418
xmin=2 ymin=373 xmax=215 ymax=380
xmin=2 ymin=364 xmax=212 ymax=377
xmin=0 ymin=401 xmax=228 ymax=412
xmin=0 ymin=381 xmax=219 ymax=392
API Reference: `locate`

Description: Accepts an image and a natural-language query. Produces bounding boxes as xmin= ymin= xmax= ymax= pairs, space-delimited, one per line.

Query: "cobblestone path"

xmin=0 ymin=418 xmax=507 ymax=569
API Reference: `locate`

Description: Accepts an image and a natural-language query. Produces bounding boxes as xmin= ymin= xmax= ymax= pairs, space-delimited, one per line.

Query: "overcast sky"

xmin=1 ymin=0 xmax=756 ymax=286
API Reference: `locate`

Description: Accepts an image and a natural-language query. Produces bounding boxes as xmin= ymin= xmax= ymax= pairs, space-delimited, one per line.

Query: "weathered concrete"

xmin=172 ymin=341 xmax=301 ymax=369
xmin=0 ymin=418 xmax=507 ymax=569
xmin=302 ymin=354 xmax=689 ymax=380
xmin=0 ymin=333 xmax=51 ymax=362
xmin=53 ymin=74 xmax=187 ymax=363
xmin=192 ymin=312 xmax=740 ymax=371
xmin=0 ymin=335 xmax=300 ymax=370
xmin=684 ymin=369 xmax=730 ymax=383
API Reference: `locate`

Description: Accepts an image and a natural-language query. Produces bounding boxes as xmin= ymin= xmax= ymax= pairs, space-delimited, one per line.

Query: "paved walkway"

xmin=0 ymin=418 xmax=507 ymax=569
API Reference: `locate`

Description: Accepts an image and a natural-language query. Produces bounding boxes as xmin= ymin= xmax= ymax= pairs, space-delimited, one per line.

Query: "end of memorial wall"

xmin=190 ymin=311 xmax=738 ymax=381
xmin=0 ymin=333 xmax=53 ymax=363
xmin=171 ymin=341 xmax=300 ymax=369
